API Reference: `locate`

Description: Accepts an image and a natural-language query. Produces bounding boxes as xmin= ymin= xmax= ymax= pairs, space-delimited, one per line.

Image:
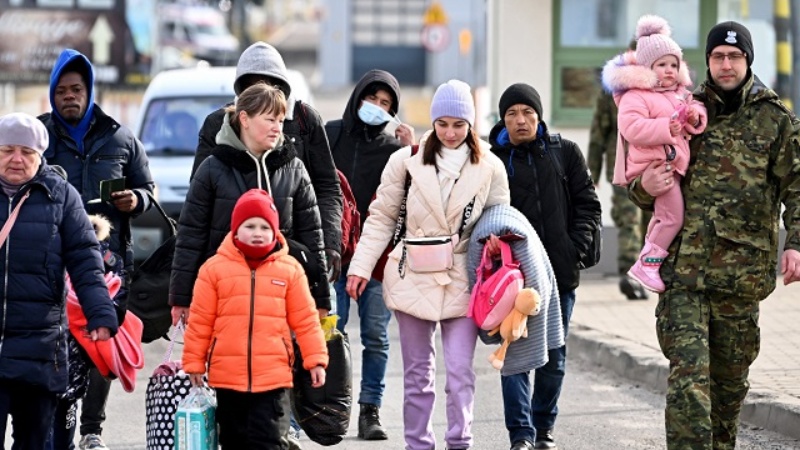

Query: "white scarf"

xmin=436 ymin=142 xmax=470 ymax=207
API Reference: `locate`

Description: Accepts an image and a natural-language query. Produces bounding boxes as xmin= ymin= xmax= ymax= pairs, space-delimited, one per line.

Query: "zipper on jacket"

xmin=207 ymin=337 xmax=217 ymax=379
xmin=54 ymin=323 xmax=62 ymax=372
xmin=247 ymin=270 xmax=256 ymax=392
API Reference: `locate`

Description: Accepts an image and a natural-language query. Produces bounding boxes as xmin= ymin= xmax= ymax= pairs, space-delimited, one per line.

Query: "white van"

xmin=157 ymin=4 xmax=240 ymax=70
xmin=131 ymin=65 xmax=314 ymax=261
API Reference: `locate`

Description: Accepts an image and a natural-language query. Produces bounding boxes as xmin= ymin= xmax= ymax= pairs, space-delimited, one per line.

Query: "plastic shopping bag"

xmin=174 ymin=386 xmax=218 ymax=450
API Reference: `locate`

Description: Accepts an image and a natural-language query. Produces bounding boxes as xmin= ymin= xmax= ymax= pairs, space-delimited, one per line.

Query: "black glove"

xmin=325 ymin=249 xmax=341 ymax=282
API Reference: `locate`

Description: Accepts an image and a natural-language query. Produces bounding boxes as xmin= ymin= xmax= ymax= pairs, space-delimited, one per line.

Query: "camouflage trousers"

xmin=655 ymin=289 xmax=761 ymax=450
xmin=611 ymin=185 xmax=651 ymax=274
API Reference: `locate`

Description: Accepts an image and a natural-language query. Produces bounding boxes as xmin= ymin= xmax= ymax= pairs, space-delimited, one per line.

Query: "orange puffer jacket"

xmin=182 ymin=232 xmax=328 ymax=393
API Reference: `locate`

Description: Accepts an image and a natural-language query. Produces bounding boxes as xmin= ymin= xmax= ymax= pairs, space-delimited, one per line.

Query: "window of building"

xmin=552 ymin=0 xmax=716 ymax=126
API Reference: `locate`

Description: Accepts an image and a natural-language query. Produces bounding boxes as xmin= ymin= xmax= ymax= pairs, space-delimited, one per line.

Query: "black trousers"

xmin=216 ymin=387 xmax=291 ymax=450
xmin=79 ymin=367 xmax=111 ymax=436
xmin=0 ymin=380 xmax=59 ymax=450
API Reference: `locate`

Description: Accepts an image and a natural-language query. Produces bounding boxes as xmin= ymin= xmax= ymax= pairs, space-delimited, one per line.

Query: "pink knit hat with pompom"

xmin=635 ymin=15 xmax=683 ymax=69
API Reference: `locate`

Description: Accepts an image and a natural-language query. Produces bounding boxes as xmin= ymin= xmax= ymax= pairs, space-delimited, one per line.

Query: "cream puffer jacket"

xmin=348 ymin=132 xmax=510 ymax=321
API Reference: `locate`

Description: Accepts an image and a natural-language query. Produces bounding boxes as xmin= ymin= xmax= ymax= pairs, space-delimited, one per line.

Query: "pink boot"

xmin=627 ymin=241 xmax=669 ymax=293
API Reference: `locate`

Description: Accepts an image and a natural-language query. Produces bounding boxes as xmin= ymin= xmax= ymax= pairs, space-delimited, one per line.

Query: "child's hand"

xmin=685 ymin=107 xmax=700 ymax=127
xmin=188 ymin=373 xmax=205 ymax=387
xmin=310 ymin=366 xmax=326 ymax=388
xmin=669 ymin=119 xmax=682 ymax=136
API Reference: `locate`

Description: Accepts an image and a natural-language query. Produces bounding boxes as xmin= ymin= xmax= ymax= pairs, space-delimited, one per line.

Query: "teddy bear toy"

xmin=487 ymin=287 xmax=541 ymax=370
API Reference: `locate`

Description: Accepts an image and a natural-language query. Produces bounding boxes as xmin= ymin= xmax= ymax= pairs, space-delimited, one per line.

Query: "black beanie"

xmin=499 ymin=83 xmax=543 ymax=120
xmin=706 ymin=21 xmax=754 ymax=67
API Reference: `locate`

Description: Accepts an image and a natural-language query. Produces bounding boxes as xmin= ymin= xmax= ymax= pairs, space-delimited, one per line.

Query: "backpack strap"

xmin=295 ymin=99 xmax=308 ymax=134
xmin=324 ymin=120 xmax=344 ymax=153
xmin=546 ymin=133 xmax=571 ymax=205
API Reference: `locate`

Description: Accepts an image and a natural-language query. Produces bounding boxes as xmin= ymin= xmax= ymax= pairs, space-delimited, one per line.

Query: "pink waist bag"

xmin=468 ymin=240 xmax=524 ymax=330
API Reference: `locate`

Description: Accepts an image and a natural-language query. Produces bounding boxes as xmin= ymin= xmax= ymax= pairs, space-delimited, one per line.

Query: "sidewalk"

xmin=571 ymin=276 xmax=800 ymax=440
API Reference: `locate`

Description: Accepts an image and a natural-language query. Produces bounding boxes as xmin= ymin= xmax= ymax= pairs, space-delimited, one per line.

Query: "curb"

xmin=568 ymin=325 xmax=800 ymax=441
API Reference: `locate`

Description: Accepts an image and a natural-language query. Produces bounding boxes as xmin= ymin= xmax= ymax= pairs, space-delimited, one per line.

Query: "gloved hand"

xmin=325 ymin=248 xmax=341 ymax=282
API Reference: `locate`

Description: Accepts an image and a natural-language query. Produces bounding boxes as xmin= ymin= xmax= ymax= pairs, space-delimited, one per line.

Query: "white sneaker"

xmin=79 ymin=434 xmax=110 ymax=450
xmin=287 ymin=428 xmax=303 ymax=450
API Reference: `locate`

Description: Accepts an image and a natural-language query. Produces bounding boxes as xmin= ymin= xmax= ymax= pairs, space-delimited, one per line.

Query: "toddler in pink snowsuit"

xmin=603 ymin=15 xmax=707 ymax=293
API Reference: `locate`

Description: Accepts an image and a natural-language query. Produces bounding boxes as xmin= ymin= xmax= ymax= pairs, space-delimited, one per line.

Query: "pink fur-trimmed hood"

xmin=601 ymin=50 xmax=693 ymax=98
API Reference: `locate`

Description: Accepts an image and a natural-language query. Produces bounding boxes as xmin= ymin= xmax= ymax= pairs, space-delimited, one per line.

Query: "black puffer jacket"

xmin=192 ymin=100 xmax=341 ymax=254
xmin=489 ymin=121 xmax=601 ymax=294
xmin=329 ymin=69 xmax=404 ymax=222
xmin=171 ymin=118 xmax=328 ymax=309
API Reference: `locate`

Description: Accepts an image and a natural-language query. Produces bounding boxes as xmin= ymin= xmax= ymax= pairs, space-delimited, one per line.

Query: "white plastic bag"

xmin=174 ymin=386 xmax=218 ymax=450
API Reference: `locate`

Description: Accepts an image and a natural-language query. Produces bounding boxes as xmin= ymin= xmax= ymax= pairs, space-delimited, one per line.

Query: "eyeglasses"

xmin=709 ymin=52 xmax=746 ymax=63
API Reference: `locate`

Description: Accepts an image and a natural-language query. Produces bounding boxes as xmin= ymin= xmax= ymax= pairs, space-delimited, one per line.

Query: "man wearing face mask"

xmin=325 ymin=69 xmax=414 ymax=441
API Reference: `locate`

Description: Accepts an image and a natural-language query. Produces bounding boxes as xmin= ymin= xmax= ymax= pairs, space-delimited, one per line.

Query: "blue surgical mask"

xmin=358 ymin=101 xmax=393 ymax=126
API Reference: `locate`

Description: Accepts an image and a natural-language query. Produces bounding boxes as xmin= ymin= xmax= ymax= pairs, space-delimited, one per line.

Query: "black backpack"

xmin=547 ymin=133 xmax=602 ymax=269
xmin=127 ymin=192 xmax=175 ymax=343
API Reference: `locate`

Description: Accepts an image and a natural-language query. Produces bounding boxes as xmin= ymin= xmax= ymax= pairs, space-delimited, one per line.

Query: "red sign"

xmin=421 ymin=24 xmax=450 ymax=53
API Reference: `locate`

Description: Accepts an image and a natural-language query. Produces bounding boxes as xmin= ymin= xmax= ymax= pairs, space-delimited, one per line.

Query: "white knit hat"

xmin=0 ymin=112 xmax=49 ymax=156
xmin=635 ymin=15 xmax=683 ymax=69
xmin=430 ymin=79 xmax=475 ymax=126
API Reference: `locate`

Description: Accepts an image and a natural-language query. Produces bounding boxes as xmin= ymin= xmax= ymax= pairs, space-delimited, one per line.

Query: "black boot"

xmin=619 ymin=275 xmax=649 ymax=300
xmin=358 ymin=403 xmax=388 ymax=440
xmin=534 ymin=429 xmax=557 ymax=449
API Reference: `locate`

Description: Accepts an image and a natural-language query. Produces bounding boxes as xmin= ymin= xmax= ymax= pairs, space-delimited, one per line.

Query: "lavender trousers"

xmin=647 ymin=172 xmax=684 ymax=250
xmin=394 ymin=310 xmax=478 ymax=450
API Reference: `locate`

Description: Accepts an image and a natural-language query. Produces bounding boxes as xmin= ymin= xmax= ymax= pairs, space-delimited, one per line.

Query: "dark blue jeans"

xmin=0 ymin=380 xmax=59 ymax=450
xmin=335 ymin=272 xmax=391 ymax=406
xmin=501 ymin=289 xmax=576 ymax=443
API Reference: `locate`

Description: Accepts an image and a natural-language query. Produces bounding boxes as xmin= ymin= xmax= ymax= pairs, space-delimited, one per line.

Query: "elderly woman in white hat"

xmin=0 ymin=112 xmax=117 ymax=449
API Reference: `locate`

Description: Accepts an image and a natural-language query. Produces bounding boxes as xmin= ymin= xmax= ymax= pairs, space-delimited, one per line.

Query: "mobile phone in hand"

xmin=100 ymin=177 xmax=126 ymax=202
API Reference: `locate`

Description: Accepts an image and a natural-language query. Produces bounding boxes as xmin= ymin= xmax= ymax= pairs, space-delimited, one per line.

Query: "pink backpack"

xmin=468 ymin=240 xmax=524 ymax=330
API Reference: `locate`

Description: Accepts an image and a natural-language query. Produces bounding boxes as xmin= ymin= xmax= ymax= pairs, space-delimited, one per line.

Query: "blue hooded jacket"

xmin=39 ymin=49 xmax=155 ymax=275
xmin=48 ymin=49 xmax=96 ymax=154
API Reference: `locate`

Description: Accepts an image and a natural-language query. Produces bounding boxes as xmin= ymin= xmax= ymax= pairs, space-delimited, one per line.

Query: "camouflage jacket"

xmin=587 ymin=92 xmax=618 ymax=184
xmin=642 ymin=73 xmax=800 ymax=299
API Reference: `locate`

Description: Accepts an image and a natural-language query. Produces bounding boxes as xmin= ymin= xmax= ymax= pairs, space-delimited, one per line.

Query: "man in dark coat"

xmin=327 ymin=69 xmax=414 ymax=441
xmin=39 ymin=48 xmax=155 ymax=450
xmin=489 ymin=83 xmax=601 ymax=450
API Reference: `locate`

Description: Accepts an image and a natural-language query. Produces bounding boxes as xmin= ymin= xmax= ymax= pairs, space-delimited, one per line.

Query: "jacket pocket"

xmin=704 ymin=220 xmax=772 ymax=297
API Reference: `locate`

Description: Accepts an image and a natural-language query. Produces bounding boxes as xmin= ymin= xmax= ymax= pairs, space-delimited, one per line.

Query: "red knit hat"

xmin=232 ymin=189 xmax=280 ymax=235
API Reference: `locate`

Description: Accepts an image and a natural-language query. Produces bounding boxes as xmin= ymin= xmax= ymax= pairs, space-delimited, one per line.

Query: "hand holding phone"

xmin=100 ymin=177 xmax=126 ymax=202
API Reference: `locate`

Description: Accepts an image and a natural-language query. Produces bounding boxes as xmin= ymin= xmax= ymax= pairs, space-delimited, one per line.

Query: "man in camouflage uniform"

xmin=631 ymin=21 xmax=800 ymax=450
xmin=587 ymin=90 xmax=650 ymax=300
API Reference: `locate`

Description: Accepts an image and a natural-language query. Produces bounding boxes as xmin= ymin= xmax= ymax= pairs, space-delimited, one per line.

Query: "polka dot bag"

xmin=145 ymin=324 xmax=200 ymax=450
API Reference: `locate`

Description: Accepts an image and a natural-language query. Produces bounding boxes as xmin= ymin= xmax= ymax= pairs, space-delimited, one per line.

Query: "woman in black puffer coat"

xmin=169 ymin=84 xmax=328 ymax=322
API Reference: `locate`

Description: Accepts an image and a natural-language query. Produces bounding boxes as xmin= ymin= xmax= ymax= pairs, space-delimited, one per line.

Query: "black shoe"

xmin=510 ymin=440 xmax=534 ymax=450
xmin=534 ymin=429 xmax=557 ymax=449
xmin=358 ymin=403 xmax=388 ymax=440
xmin=619 ymin=275 xmax=649 ymax=300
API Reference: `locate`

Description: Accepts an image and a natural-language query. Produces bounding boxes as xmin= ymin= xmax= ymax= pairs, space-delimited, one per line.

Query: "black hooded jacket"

xmin=327 ymin=70 xmax=404 ymax=223
xmin=171 ymin=121 xmax=328 ymax=309
xmin=192 ymin=101 xmax=342 ymax=254
xmin=489 ymin=121 xmax=601 ymax=294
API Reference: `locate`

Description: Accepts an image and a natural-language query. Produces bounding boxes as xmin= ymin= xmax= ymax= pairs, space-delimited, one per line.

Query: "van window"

xmin=140 ymin=97 xmax=230 ymax=155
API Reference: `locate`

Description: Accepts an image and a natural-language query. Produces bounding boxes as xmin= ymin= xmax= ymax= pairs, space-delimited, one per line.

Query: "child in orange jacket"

xmin=183 ymin=189 xmax=328 ymax=449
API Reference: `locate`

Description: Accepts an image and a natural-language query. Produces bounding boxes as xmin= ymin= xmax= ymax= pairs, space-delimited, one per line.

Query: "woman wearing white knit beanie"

xmin=345 ymin=79 xmax=510 ymax=450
